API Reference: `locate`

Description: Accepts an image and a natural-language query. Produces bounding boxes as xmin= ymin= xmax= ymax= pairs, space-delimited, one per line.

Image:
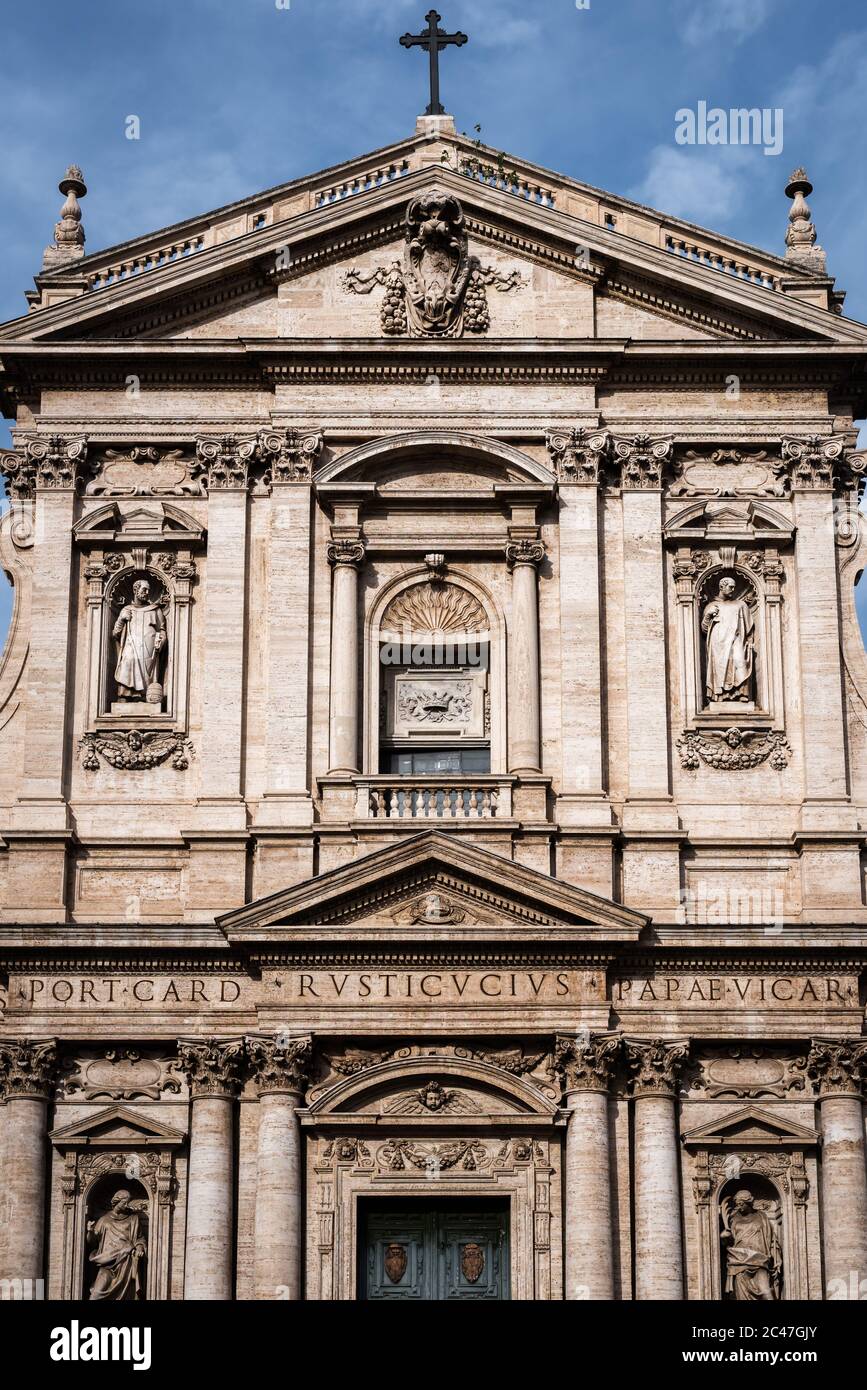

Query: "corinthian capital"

xmin=0 ymin=447 xmax=38 ymax=500
xmin=28 ymin=435 xmax=89 ymax=490
xmin=546 ymin=427 xmax=611 ymax=484
xmin=178 ymin=1037 xmax=245 ymax=1097
xmin=782 ymin=436 xmax=844 ymax=491
xmin=613 ymin=434 xmax=674 ymax=490
xmin=0 ymin=1039 xmax=58 ymax=1099
xmin=807 ymin=1039 xmax=867 ymax=1097
xmin=624 ymin=1037 xmax=690 ymax=1097
xmin=259 ymin=428 xmax=323 ymax=485
xmin=246 ymin=1033 xmax=313 ymax=1095
xmin=195 ymin=435 xmax=258 ymax=491
xmin=554 ymin=1033 xmax=620 ymax=1093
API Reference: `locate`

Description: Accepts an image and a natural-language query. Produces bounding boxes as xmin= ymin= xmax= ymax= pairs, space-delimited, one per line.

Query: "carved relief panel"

xmin=73 ymin=501 xmax=204 ymax=769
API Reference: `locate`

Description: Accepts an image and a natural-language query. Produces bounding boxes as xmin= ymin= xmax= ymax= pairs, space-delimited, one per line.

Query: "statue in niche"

xmin=720 ymin=1188 xmax=782 ymax=1300
xmin=701 ymin=575 xmax=755 ymax=703
xmin=112 ymin=577 xmax=167 ymax=704
xmin=87 ymin=1188 xmax=148 ymax=1300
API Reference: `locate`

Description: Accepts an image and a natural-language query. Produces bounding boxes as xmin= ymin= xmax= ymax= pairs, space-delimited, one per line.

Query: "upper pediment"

xmin=218 ymin=830 xmax=646 ymax=944
xmin=3 ymin=124 xmax=865 ymax=355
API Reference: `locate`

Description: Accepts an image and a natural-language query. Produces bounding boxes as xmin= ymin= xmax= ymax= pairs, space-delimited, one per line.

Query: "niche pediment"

xmin=665 ymin=498 xmax=794 ymax=545
xmin=50 ymin=1103 xmax=186 ymax=1148
xmin=73 ymin=500 xmax=205 ymax=548
xmin=681 ymin=1105 xmax=819 ymax=1148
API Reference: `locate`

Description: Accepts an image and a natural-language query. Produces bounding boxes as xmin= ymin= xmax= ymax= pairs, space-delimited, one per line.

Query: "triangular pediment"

xmin=73 ymin=499 xmax=205 ymax=546
xmin=682 ymin=1105 xmax=819 ymax=1147
xmin=3 ymin=128 xmax=865 ymax=353
xmin=50 ymin=1104 xmax=186 ymax=1148
xmin=219 ymin=830 xmax=646 ymax=943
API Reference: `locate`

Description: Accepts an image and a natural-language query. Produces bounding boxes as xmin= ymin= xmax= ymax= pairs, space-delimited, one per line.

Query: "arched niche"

xmin=84 ymin=1171 xmax=150 ymax=1301
xmin=103 ymin=565 xmax=171 ymax=714
xmin=302 ymin=1054 xmax=563 ymax=1302
xmin=673 ymin=551 xmax=786 ymax=732
xmin=364 ymin=565 xmax=507 ymax=778
xmin=683 ymin=1106 xmax=817 ymax=1301
xmin=73 ymin=501 xmax=203 ymax=734
xmin=717 ymin=1173 xmax=783 ymax=1302
xmin=694 ymin=563 xmax=763 ymax=712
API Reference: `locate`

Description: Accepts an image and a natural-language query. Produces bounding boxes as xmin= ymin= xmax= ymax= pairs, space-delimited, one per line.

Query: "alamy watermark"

xmin=675 ymin=102 xmax=783 ymax=157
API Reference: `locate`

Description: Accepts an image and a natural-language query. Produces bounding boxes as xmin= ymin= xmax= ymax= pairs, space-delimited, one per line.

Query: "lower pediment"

xmin=219 ymin=831 xmax=646 ymax=944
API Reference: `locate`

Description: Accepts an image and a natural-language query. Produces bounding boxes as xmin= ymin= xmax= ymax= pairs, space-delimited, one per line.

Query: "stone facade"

xmin=1 ymin=116 xmax=866 ymax=1300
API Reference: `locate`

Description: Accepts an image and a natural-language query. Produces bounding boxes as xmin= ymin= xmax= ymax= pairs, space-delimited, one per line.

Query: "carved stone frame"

xmin=73 ymin=502 xmax=204 ymax=733
xmin=666 ymin=502 xmax=793 ymax=735
xmin=301 ymin=1055 xmax=564 ymax=1300
xmin=364 ymin=567 xmax=506 ymax=775
xmin=50 ymin=1104 xmax=185 ymax=1302
xmin=683 ymin=1106 xmax=819 ymax=1301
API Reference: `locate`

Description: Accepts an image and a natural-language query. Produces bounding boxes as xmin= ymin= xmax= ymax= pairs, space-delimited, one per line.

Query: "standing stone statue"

xmin=87 ymin=1189 xmax=148 ymax=1300
xmin=720 ymin=1189 xmax=782 ymax=1300
xmin=113 ymin=578 xmax=167 ymax=702
xmin=701 ymin=576 xmax=755 ymax=702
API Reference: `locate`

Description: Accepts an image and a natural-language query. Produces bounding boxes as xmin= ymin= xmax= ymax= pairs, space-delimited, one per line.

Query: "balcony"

xmin=357 ymin=776 xmax=512 ymax=820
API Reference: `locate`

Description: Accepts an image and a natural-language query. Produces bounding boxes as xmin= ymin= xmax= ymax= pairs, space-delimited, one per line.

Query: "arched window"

xmin=366 ymin=566 xmax=506 ymax=791
xmin=377 ymin=574 xmax=491 ymax=775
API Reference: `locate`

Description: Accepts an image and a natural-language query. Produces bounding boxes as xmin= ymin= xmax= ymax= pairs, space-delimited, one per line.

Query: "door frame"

xmin=302 ymin=1055 xmax=565 ymax=1301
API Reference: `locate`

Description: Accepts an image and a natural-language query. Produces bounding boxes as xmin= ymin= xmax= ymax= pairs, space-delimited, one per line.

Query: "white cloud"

xmin=630 ymin=143 xmax=752 ymax=223
xmin=683 ymin=0 xmax=777 ymax=48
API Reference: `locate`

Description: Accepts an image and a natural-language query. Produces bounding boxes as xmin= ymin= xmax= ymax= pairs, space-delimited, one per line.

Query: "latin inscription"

xmin=9 ymin=970 xmax=588 ymax=1010
xmin=613 ymin=975 xmax=856 ymax=1006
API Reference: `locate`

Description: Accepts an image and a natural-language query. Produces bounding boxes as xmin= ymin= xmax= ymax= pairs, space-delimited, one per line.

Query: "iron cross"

xmin=400 ymin=10 xmax=468 ymax=116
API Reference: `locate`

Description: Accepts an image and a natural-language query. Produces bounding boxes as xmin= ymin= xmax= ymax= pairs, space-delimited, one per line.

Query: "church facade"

xmin=1 ymin=114 xmax=867 ymax=1302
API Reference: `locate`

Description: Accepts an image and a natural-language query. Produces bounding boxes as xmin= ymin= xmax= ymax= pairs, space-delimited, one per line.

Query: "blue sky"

xmin=1 ymin=0 xmax=866 ymax=641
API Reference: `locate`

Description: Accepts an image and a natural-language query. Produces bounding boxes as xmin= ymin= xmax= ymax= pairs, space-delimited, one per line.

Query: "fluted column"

xmin=808 ymin=1040 xmax=867 ymax=1296
xmin=327 ymin=539 xmax=365 ymax=774
xmin=0 ymin=1040 xmax=57 ymax=1288
xmin=556 ymin=1033 xmax=619 ymax=1299
xmin=247 ymin=1034 xmax=312 ymax=1300
xmin=626 ymin=1038 xmax=689 ymax=1301
xmin=179 ymin=1038 xmax=244 ymax=1301
xmin=506 ymin=539 xmax=544 ymax=774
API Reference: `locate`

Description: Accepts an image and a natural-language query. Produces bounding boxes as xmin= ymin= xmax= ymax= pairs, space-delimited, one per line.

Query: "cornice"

xmin=2 ymin=338 xmax=865 ymax=404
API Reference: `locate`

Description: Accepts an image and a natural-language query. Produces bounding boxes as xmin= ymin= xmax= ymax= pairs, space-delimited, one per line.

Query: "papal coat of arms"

xmin=342 ymin=192 xmax=523 ymax=338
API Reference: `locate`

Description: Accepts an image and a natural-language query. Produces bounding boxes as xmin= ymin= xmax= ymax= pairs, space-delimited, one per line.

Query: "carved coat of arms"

xmin=461 ymin=1242 xmax=485 ymax=1284
xmin=343 ymin=192 xmax=523 ymax=338
xmin=384 ymin=1242 xmax=408 ymax=1284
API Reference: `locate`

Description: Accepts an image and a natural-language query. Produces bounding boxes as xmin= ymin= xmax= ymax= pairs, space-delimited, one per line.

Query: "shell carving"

xmin=382 ymin=582 xmax=487 ymax=637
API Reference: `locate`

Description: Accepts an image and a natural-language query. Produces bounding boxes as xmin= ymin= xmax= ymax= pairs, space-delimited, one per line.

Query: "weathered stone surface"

xmin=0 ymin=115 xmax=865 ymax=1301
